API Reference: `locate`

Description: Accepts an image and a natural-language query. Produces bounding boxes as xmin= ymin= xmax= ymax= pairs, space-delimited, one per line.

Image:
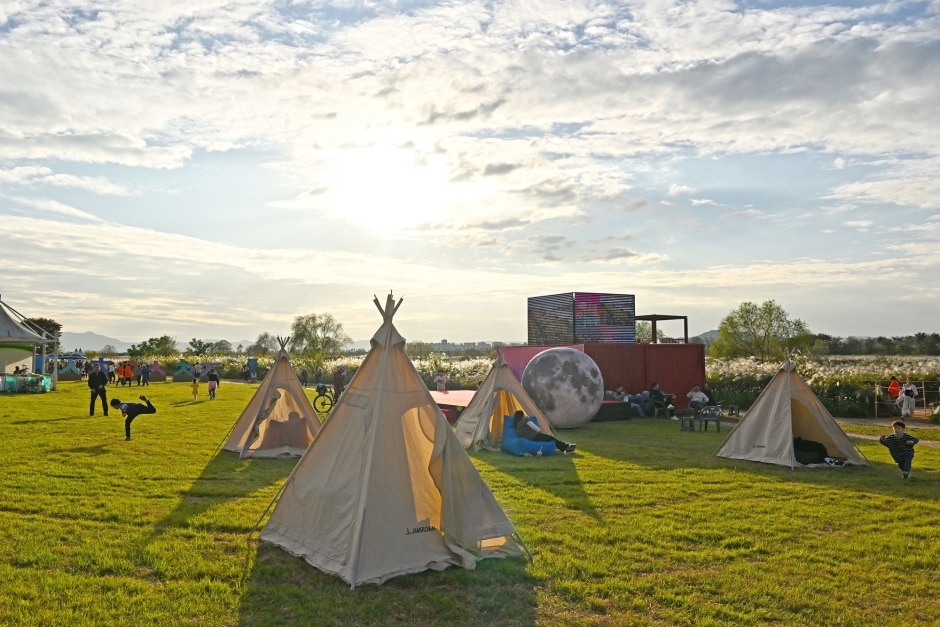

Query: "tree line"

xmin=111 ymin=313 xmax=354 ymax=362
xmin=709 ymin=300 xmax=940 ymax=361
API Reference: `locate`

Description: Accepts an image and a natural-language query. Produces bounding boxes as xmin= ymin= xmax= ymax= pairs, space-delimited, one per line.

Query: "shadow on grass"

xmin=9 ymin=415 xmax=88 ymax=425
xmin=143 ymin=451 xmax=296 ymax=544
xmin=478 ymin=450 xmax=602 ymax=520
xmin=585 ymin=420 xmax=940 ymax=502
xmin=171 ymin=399 xmax=208 ymax=407
xmin=237 ymin=541 xmax=538 ymax=627
xmin=48 ymin=443 xmax=112 ymax=456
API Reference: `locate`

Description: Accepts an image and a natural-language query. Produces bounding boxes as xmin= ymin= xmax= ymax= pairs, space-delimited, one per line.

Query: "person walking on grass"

xmin=191 ymin=376 xmax=200 ymax=401
xmin=434 ymin=370 xmax=447 ymax=392
xmin=110 ymin=395 xmax=157 ymax=441
xmin=141 ymin=362 xmax=150 ymax=386
xmin=206 ymin=368 xmax=220 ymax=400
xmin=300 ymin=367 xmax=308 ymax=388
xmin=879 ymin=420 xmax=919 ymax=479
xmin=88 ymin=363 xmax=109 ymax=417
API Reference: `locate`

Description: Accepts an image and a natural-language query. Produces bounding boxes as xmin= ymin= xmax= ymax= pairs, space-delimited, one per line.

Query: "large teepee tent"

xmin=714 ymin=357 xmax=869 ymax=468
xmin=223 ymin=337 xmax=320 ymax=459
xmin=455 ymin=350 xmax=558 ymax=450
xmin=259 ymin=293 xmax=525 ymax=588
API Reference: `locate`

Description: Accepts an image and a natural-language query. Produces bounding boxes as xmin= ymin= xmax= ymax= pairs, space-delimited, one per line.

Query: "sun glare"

xmin=326 ymin=147 xmax=457 ymax=234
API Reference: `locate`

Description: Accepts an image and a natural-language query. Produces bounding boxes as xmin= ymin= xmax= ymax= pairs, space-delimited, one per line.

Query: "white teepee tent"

xmin=455 ymin=350 xmax=559 ymax=450
xmin=259 ymin=293 xmax=525 ymax=588
xmin=714 ymin=357 xmax=869 ymax=468
xmin=223 ymin=337 xmax=320 ymax=459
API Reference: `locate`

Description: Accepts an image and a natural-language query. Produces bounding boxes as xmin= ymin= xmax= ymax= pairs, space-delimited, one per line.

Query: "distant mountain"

xmin=60 ymin=332 xmax=135 ymax=353
xmin=693 ymin=330 xmax=719 ymax=343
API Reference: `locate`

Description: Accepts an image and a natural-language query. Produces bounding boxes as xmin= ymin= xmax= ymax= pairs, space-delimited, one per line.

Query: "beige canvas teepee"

xmin=455 ymin=350 xmax=558 ymax=450
xmin=259 ymin=293 xmax=525 ymax=588
xmin=714 ymin=358 xmax=869 ymax=468
xmin=223 ymin=338 xmax=320 ymax=459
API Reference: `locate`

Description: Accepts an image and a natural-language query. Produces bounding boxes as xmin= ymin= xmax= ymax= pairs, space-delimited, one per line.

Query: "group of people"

xmin=607 ymin=382 xmax=715 ymax=418
xmin=886 ymin=376 xmax=921 ymax=417
xmin=109 ymin=361 xmax=150 ymax=386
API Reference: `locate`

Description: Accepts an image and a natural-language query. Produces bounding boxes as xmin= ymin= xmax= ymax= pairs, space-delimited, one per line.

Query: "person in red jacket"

xmin=887 ymin=376 xmax=901 ymax=399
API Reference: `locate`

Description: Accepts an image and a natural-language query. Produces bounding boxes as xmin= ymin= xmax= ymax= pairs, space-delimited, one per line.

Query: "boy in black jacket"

xmin=88 ymin=363 xmax=108 ymax=416
xmin=879 ymin=420 xmax=919 ymax=479
xmin=111 ymin=395 xmax=157 ymax=441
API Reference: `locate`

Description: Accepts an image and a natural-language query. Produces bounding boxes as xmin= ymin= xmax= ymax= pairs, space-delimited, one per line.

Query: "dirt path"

xmin=846 ymin=432 xmax=940 ymax=448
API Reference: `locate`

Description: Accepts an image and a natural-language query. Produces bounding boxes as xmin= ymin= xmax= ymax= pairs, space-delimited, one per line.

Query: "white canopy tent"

xmin=0 ymin=294 xmax=59 ymax=388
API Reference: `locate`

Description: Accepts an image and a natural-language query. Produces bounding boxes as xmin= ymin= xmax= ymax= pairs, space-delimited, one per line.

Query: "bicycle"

xmin=313 ymin=384 xmax=340 ymax=414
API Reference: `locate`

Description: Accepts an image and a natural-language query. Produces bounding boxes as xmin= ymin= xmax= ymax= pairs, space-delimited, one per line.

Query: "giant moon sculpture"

xmin=521 ymin=348 xmax=604 ymax=429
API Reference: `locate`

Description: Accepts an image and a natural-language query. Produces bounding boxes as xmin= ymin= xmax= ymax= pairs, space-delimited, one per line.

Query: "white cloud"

xmin=42 ymin=173 xmax=129 ymax=195
xmin=9 ymin=197 xmax=103 ymax=222
xmin=721 ymin=209 xmax=765 ymax=219
xmin=845 ymin=220 xmax=873 ymax=230
xmin=691 ymin=199 xmax=718 ymax=206
xmin=668 ymin=184 xmax=695 ymax=196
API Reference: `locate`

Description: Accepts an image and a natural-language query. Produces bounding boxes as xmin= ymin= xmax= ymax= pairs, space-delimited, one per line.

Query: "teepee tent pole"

xmin=349 ymin=294 xmax=395 ymax=589
xmin=785 ymin=349 xmax=795 ymax=470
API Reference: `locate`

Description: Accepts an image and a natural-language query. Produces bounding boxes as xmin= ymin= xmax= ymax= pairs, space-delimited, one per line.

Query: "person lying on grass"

xmin=879 ymin=420 xmax=919 ymax=479
xmin=512 ymin=410 xmax=576 ymax=453
xmin=110 ymin=396 xmax=157 ymax=441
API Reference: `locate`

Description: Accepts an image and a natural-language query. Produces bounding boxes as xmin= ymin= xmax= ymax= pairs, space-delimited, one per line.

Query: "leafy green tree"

xmin=210 ymin=340 xmax=233 ymax=355
xmin=405 ymin=341 xmax=434 ymax=360
xmin=128 ymin=336 xmax=178 ymax=359
xmin=100 ymin=344 xmax=118 ymax=357
xmin=25 ymin=317 xmax=62 ymax=338
xmin=247 ymin=332 xmax=278 ymax=356
xmin=289 ymin=313 xmax=351 ymax=359
xmin=636 ymin=321 xmax=667 ymax=343
xmin=188 ymin=339 xmax=213 ymax=356
xmin=710 ymin=300 xmax=812 ymax=362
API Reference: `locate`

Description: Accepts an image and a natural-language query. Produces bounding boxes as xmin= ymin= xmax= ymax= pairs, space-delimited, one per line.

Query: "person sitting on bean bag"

xmin=513 ymin=410 xmax=576 ymax=454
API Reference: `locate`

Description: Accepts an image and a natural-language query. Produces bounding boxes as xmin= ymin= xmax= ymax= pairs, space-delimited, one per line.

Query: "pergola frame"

xmin=635 ymin=314 xmax=689 ymax=344
xmin=0 ymin=294 xmax=59 ymax=390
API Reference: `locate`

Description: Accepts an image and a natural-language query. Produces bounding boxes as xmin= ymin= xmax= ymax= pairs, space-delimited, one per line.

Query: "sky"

xmin=1 ymin=0 xmax=939 ymax=344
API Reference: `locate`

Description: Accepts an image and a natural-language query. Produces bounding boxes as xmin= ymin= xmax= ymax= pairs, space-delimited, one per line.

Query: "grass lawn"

xmin=1 ymin=381 xmax=939 ymax=626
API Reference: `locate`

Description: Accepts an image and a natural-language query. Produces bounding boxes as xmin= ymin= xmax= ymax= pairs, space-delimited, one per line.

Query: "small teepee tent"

xmin=455 ymin=350 xmax=558 ymax=450
xmin=714 ymin=357 xmax=869 ymax=468
xmin=259 ymin=293 xmax=525 ymax=588
xmin=223 ymin=337 xmax=320 ymax=459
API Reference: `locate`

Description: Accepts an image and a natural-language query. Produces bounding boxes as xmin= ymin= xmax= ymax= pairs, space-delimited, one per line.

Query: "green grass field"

xmin=1 ymin=381 xmax=938 ymax=626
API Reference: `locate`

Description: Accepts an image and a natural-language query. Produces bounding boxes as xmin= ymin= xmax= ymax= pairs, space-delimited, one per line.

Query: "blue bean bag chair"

xmin=501 ymin=416 xmax=556 ymax=457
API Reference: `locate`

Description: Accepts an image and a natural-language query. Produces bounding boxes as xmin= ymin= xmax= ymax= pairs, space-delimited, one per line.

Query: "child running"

xmin=879 ymin=420 xmax=919 ymax=479
xmin=110 ymin=395 xmax=157 ymax=441
xmin=206 ymin=368 xmax=220 ymax=400
xmin=191 ymin=376 xmax=200 ymax=401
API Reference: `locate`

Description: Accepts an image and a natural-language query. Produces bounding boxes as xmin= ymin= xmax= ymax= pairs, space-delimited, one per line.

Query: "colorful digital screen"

xmin=528 ymin=293 xmax=635 ymax=344
xmin=573 ymin=293 xmax=635 ymax=343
